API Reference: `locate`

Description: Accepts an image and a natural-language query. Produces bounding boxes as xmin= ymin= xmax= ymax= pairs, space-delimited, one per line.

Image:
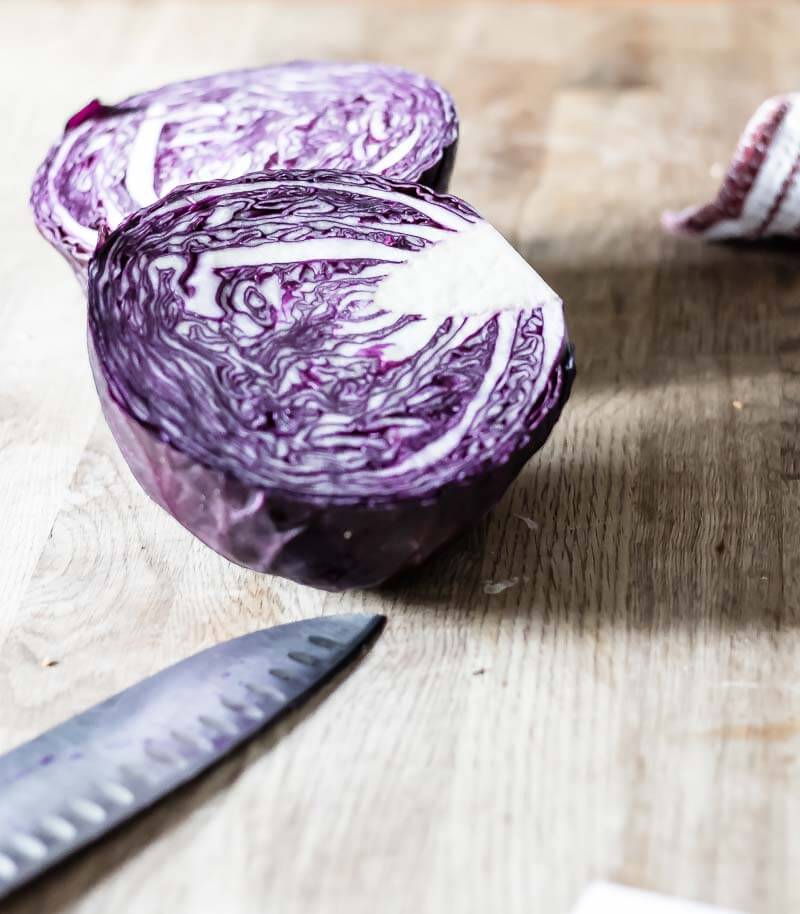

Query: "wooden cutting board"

xmin=2 ymin=2 xmax=799 ymax=912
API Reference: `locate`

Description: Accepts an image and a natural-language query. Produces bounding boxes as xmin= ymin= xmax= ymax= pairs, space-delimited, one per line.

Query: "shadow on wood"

xmin=385 ymin=437 xmax=787 ymax=634
xmin=525 ymin=234 xmax=800 ymax=394
xmin=384 ymin=234 xmax=796 ymax=632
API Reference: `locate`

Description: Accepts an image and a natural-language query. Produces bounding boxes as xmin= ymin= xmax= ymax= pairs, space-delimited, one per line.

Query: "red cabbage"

xmin=88 ymin=170 xmax=573 ymax=590
xmin=31 ymin=62 xmax=458 ymax=283
xmin=663 ymin=93 xmax=800 ymax=241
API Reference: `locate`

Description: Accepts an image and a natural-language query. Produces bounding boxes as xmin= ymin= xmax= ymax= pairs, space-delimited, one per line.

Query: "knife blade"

xmin=0 ymin=612 xmax=385 ymax=899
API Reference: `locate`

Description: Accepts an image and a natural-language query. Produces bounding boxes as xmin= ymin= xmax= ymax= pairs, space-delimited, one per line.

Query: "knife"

xmin=0 ymin=612 xmax=385 ymax=899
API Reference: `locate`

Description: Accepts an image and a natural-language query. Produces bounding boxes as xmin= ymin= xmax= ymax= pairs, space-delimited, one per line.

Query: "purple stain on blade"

xmin=39 ymin=754 xmax=55 ymax=766
xmin=86 ymin=169 xmax=574 ymax=591
xmin=3 ymin=761 xmax=46 ymax=786
xmin=31 ymin=62 xmax=459 ymax=284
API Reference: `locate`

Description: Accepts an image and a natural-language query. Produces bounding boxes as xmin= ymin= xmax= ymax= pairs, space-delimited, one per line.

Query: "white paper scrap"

xmin=572 ymin=882 xmax=749 ymax=914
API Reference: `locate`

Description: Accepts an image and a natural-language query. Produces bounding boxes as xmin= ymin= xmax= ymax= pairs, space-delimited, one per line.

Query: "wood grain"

xmin=2 ymin=1 xmax=800 ymax=912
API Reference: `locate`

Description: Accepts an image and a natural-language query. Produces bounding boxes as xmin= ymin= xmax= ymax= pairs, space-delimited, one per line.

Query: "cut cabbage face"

xmin=88 ymin=170 xmax=573 ymax=590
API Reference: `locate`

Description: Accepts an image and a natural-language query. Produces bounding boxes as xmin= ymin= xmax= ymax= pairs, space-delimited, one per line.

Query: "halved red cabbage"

xmin=663 ymin=93 xmax=800 ymax=241
xmin=31 ymin=62 xmax=458 ymax=283
xmin=88 ymin=170 xmax=573 ymax=590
